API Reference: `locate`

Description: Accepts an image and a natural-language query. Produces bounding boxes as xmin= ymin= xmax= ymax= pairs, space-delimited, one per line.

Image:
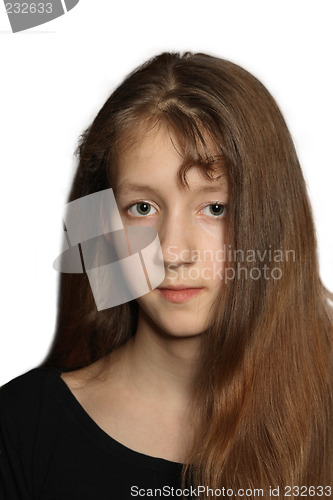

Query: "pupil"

xmin=210 ymin=204 xmax=224 ymax=215
xmin=138 ymin=203 xmax=150 ymax=214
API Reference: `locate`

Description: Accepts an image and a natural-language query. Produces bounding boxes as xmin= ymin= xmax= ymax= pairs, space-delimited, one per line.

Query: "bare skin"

xmin=61 ymin=126 xmax=228 ymax=463
xmin=61 ymin=324 xmax=198 ymax=463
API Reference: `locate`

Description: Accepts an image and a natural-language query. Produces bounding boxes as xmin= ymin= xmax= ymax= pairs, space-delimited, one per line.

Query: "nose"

xmin=157 ymin=211 xmax=197 ymax=269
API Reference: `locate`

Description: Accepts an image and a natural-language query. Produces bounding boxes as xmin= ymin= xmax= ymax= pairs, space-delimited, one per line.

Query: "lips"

xmin=156 ymin=286 xmax=204 ymax=303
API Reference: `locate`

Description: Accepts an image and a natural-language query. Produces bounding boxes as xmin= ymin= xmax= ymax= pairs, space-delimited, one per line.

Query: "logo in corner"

xmin=4 ymin=0 xmax=80 ymax=33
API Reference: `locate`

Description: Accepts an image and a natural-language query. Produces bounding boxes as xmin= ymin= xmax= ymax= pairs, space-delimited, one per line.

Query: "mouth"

xmin=156 ymin=286 xmax=205 ymax=303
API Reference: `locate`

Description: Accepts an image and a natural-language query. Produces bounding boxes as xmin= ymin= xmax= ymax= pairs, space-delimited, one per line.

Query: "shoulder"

xmin=0 ymin=366 xmax=61 ymax=428
xmin=0 ymin=366 xmax=58 ymax=402
xmin=0 ymin=366 xmax=68 ymax=474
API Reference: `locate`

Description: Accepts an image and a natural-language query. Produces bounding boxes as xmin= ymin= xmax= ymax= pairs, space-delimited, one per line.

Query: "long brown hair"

xmin=41 ymin=52 xmax=333 ymax=497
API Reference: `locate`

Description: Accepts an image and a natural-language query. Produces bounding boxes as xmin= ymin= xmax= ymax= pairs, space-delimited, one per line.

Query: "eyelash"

xmin=126 ymin=201 xmax=227 ymax=218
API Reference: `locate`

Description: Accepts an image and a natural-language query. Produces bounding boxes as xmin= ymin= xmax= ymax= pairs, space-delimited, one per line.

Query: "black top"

xmin=0 ymin=367 xmax=187 ymax=499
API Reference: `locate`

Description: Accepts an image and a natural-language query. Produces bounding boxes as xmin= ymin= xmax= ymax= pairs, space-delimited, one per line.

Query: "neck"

xmin=117 ymin=308 xmax=201 ymax=405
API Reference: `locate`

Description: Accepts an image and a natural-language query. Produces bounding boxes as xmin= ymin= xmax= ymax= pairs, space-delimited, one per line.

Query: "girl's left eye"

xmin=201 ymin=203 xmax=226 ymax=217
xmin=128 ymin=202 xmax=157 ymax=217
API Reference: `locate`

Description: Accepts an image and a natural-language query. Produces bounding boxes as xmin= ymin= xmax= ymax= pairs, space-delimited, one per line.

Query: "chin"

xmin=158 ymin=321 xmax=205 ymax=339
xmin=135 ymin=288 xmax=216 ymax=338
xmin=138 ymin=302 xmax=208 ymax=338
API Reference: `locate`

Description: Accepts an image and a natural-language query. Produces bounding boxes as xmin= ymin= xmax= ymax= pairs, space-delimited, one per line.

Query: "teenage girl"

xmin=1 ymin=52 xmax=332 ymax=499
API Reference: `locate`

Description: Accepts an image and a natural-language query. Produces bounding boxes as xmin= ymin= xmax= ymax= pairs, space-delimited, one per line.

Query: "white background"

xmin=0 ymin=0 xmax=332 ymax=386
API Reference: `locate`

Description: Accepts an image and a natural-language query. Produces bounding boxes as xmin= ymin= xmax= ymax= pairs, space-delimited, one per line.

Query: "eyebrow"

xmin=115 ymin=182 xmax=228 ymax=196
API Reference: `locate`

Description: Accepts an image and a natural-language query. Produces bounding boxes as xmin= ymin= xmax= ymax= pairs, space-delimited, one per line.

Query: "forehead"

xmin=113 ymin=122 xmax=228 ymax=193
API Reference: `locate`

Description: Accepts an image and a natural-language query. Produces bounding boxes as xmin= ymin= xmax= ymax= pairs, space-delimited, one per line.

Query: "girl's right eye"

xmin=128 ymin=202 xmax=157 ymax=217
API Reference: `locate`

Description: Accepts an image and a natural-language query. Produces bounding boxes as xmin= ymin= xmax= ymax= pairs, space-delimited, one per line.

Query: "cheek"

xmin=195 ymin=223 xmax=226 ymax=286
xmin=122 ymin=215 xmax=157 ymax=229
xmin=196 ymin=216 xmax=225 ymax=241
xmin=196 ymin=219 xmax=226 ymax=262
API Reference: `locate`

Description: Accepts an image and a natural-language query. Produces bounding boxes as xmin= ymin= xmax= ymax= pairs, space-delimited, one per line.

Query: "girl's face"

xmin=114 ymin=126 xmax=228 ymax=338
